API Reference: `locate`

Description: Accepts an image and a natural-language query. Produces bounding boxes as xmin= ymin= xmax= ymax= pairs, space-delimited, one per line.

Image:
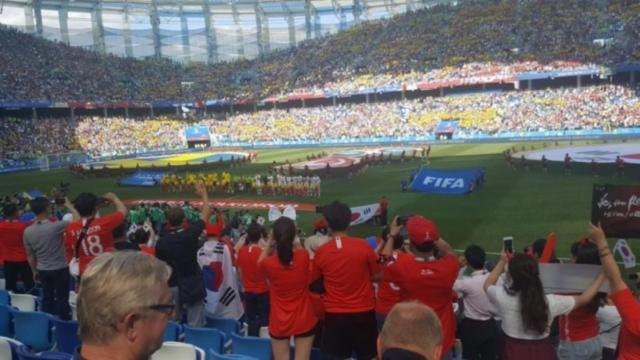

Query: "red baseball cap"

xmin=313 ymin=217 xmax=328 ymax=230
xmin=206 ymin=223 xmax=222 ymax=237
xmin=407 ymin=216 xmax=440 ymax=246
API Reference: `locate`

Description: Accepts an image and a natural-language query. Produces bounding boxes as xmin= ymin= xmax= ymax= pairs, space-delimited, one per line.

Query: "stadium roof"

xmin=0 ymin=0 xmax=456 ymax=63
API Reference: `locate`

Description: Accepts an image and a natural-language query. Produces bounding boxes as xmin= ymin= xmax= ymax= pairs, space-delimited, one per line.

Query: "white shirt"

xmin=454 ymin=269 xmax=497 ymax=321
xmin=597 ymin=305 xmax=621 ymax=350
xmin=487 ymin=283 xmax=575 ymax=340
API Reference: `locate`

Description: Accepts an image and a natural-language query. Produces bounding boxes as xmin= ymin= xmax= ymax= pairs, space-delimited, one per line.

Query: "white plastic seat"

xmin=0 ymin=336 xmax=24 ymax=360
xmin=258 ymin=326 xmax=270 ymax=339
xmin=69 ymin=291 xmax=78 ymax=320
xmin=151 ymin=341 xmax=205 ymax=360
xmin=0 ymin=279 xmax=6 ymax=290
xmin=9 ymin=293 xmax=36 ymax=312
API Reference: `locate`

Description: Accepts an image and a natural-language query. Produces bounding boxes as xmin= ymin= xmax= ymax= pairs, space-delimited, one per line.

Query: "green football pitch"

xmin=1 ymin=140 xmax=638 ymax=261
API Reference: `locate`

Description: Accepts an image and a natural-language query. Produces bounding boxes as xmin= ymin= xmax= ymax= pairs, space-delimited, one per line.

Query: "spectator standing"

xmin=453 ymin=245 xmax=498 ymax=360
xmin=236 ymin=222 xmax=270 ymax=337
xmin=311 ymin=201 xmax=380 ymax=359
xmin=597 ymin=298 xmax=621 ymax=360
xmin=382 ymin=216 xmax=460 ymax=358
xmin=197 ymin=218 xmax=244 ymax=321
xmin=483 ymin=253 xmax=605 ymax=360
xmin=557 ymin=242 xmax=607 ymax=360
xmin=615 ymin=156 xmax=625 ymax=177
xmin=377 ymin=302 xmax=443 ymax=360
xmin=588 ymin=223 xmax=640 ymax=360
xmin=156 ymin=183 xmax=208 ymax=327
xmin=0 ymin=203 xmax=34 ymax=292
xmin=379 ymin=196 xmax=389 ymax=226
xmin=23 ymin=197 xmax=78 ymax=320
xmin=75 ymin=252 xmax=172 ymax=360
xmin=259 ymin=217 xmax=318 ymax=360
xmin=375 ymin=227 xmax=405 ymax=329
xmin=64 ymin=192 xmax=127 ymax=276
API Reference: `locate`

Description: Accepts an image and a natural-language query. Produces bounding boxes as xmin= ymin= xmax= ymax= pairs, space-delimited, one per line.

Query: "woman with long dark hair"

xmin=484 ymin=253 xmax=605 ymax=360
xmin=557 ymin=241 xmax=607 ymax=360
xmin=258 ymin=217 xmax=317 ymax=360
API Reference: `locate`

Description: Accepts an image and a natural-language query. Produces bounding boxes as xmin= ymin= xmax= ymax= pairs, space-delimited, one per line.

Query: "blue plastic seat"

xmin=0 ymin=304 xmax=13 ymax=337
xmin=0 ymin=290 xmax=9 ymax=305
xmin=163 ymin=321 xmax=182 ymax=342
xmin=183 ymin=326 xmax=226 ymax=359
xmin=16 ymin=345 xmax=72 ymax=360
xmin=51 ymin=319 xmax=79 ymax=355
xmin=205 ymin=317 xmax=241 ymax=339
xmin=12 ymin=311 xmax=54 ymax=352
xmin=230 ymin=333 xmax=272 ymax=360
xmin=210 ymin=350 xmax=258 ymax=360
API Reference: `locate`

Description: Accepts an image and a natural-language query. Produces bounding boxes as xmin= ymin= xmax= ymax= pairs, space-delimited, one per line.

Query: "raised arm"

xmin=435 ymin=237 xmax=455 ymax=257
xmin=573 ymin=273 xmax=606 ymax=308
xmin=64 ymin=197 xmax=80 ymax=221
xmin=381 ymin=216 xmax=400 ymax=257
xmin=103 ymin=192 xmax=127 ymax=216
xmin=588 ymin=223 xmax=627 ymax=293
xmin=195 ymin=182 xmax=211 ymax=223
xmin=484 ymin=253 xmax=508 ymax=291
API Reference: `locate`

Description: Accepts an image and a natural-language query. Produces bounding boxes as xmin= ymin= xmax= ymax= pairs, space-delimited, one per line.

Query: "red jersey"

xmin=311 ymin=236 xmax=379 ymax=313
xmin=0 ymin=220 xmax=29 ymax=262
xmin=379 ymin=199 xmax=388 ymax=210
xmin=385 ymin=253 xmax=460 ymax=354
xmin=611 ymin=288 xmax=640 ymax=360
xmin=237 ymin=245 xmax=269 ymax=294
xmin=140 ymin=245 xmax=156 ymax=256
xmin=64 ymin=212 xmax=125 ymax=275
xmin=559 ymin=301 xmax=599 ymax=341
xmin=376 ymin=251 xmax=404 ymax=315
xmin=260 ymin=249 xmax=317 ymax=338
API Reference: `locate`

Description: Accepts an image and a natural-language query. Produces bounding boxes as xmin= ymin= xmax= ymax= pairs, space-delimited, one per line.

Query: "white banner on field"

xmin=350 ymin=203 xmax=380 ymax=226
xmin=539 ymin=263 xmax=609 ymax=294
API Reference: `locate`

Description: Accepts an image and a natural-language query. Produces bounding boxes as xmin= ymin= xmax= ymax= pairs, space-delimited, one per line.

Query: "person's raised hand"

xmin=587 ymin=222 xmax=607 ymax=249
xmin=389 ymin=216 xmax=401 ymax=237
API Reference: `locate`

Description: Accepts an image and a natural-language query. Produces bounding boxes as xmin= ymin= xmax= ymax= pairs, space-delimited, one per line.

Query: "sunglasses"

xmin=147 ymin=304 xmax=176 ymax=315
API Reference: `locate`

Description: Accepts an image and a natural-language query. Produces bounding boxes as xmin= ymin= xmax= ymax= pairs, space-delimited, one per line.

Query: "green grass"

xmin=2 ymin=140 xmax=639 ymax=262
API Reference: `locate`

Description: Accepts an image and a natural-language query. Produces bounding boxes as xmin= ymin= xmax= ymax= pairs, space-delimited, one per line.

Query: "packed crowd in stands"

xmin=0 ymin=117 xmax=80 ymax=158
xmin=1 ymin=1 xmax=640 ymax=102
xmin=0 ymin=187 xmax=639 ymax=359
xmin=74 ymin=117 xmax=185 ymax=157
xmin=1 ymin=85 xmax=637 ymax=158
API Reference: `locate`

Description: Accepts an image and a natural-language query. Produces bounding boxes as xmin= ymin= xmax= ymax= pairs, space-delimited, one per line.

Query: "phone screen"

xmin=503 ymin=236 xmax=514 ymax=254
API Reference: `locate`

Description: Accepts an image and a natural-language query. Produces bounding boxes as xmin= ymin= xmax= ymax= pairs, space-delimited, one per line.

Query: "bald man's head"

xmin=378 ymin=302 xmax=443 ymax=360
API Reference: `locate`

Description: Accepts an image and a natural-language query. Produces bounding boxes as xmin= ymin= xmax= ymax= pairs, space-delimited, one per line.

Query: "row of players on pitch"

xmin=505 ymin=152 xmax=626 ymax=175
xmin=160 ymin=173 xmax=322 ymax=198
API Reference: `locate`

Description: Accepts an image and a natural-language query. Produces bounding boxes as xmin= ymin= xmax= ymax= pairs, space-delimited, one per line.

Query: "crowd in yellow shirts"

xmin=159 ymin=172 xmax=321 ymax=198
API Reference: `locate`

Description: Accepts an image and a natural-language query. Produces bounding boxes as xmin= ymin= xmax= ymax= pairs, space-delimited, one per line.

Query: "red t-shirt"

xmin=311 ymin=236 xmax=379 ymax=313
xmin=237 ymin=245 xmax=269 ymax=294
xmin=140 ymin=245 xmax=156 ymax=256
xmin=376 ymin=251 xmax=404 ymax=315
xmin=611 ymin=288 xmax=640 ymax=360
xmin=64 ymin=212 xmax=125 ymax=275
xmin=385 ymin=253 xmax=460 ymax=354
xmin=559 ymin=294 xmax=599 ymax=341
xmin=0 ymin=220 xmax=29 ymax=262
xmin=380 ymin=199 xmax=388 ymax=210
xmin=260 ymin=249 xmax=317 ymax=338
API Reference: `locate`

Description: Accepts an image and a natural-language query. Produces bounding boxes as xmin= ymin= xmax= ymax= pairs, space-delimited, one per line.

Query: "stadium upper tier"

xmin=1 ymin=85 xmax=639 ymax=161
xmin=0 ymin=0 xmax=639 ymax=103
